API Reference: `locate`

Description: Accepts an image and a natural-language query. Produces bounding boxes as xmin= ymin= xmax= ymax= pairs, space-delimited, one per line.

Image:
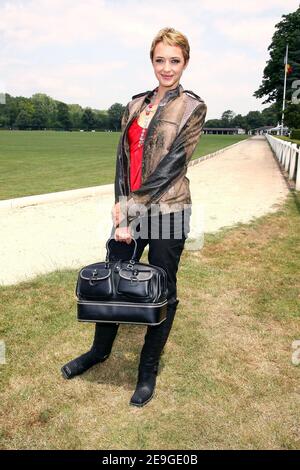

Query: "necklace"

xmin=137 ymin=88 xmax=158 ymax=148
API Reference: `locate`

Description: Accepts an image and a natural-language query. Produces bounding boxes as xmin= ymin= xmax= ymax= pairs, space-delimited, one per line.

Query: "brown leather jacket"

xmin=114 ymin=83 xmax=207 ymax=225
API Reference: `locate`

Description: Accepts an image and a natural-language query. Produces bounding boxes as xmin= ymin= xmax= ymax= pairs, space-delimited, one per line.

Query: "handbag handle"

xmin=105 ymin=237 xmax=138 ymax=266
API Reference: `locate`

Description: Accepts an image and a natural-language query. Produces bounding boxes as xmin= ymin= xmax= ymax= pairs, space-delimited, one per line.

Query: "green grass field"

xmin=0 ymin=131 xmax=249 ymax=200
xmin=0 ymin=190 xmax=299 ymax=449
xmin=275 ymin=135 xmax=300 ymax=146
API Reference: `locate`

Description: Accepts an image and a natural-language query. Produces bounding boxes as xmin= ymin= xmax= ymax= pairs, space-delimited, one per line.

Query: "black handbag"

xmin=75 ymin=238 xmax=168 ymax=325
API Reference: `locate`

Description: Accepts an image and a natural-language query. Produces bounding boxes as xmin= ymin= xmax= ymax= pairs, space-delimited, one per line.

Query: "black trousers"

xmin=94 ymin=208 xmax=191 ymax=374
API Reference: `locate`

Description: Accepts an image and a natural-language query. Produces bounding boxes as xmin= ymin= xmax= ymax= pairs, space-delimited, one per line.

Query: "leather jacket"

xmin=114 ymin=83 xmax=207 ymax=225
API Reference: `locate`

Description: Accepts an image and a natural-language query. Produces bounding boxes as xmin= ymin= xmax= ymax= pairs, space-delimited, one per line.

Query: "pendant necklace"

xmin=138 ymin=88 xmax=159 ymax=148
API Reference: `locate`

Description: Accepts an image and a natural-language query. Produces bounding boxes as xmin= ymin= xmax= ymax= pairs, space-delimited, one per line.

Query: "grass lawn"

xmin=275 ymin=136 xmax=300 ymax=146
xmin=0 ymin=131 xmax=249 ymax=200
xmin=0 ymin=190 xmax=299 ymax=450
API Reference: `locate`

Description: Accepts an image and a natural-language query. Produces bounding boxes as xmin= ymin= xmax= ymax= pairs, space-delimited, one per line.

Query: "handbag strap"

xmin=105 ymin=237 xmax=138 ymax=266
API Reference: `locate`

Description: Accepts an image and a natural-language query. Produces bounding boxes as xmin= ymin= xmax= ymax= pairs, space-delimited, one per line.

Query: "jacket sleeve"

xmin=126 ymin=100 xmax=207 ymax=224
xmin=114 ymin=103 xmax=130 ymax=203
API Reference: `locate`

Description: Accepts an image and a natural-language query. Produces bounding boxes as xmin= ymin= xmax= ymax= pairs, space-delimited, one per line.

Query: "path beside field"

xmin=0 ymin=136 xmax=290 ymax=286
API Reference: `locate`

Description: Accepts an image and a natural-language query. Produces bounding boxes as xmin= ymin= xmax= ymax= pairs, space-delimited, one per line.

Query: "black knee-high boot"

xmin=61 ymin=323 xmax=119 ymax=379
xmin=130 ymin=299 xmax=179 ymax=406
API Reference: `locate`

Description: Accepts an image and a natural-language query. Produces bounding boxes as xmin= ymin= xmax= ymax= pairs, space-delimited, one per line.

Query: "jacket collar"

xmin=145 ymin=83 xmax=183 ymax=106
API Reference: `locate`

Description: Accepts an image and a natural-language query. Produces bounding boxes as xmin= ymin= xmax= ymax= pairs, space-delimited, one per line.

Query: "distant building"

xmin=266 ymin=124 xmax=289 ymax=136
xmin=248 ymin=126 xmax=274 ymax=135
xmin=249 ymin=123 xmax=289 ymax=136
xmin=203 ymin=127 xmax=246 ymax=135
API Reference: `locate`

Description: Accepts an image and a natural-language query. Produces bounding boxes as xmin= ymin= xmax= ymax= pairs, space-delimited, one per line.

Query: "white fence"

xmin=265 ymin=134 xmax=300 ymax=191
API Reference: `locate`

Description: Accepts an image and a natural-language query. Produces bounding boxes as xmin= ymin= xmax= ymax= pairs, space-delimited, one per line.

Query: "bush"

xmin=291 ymin=129 xmax=300 ymax=140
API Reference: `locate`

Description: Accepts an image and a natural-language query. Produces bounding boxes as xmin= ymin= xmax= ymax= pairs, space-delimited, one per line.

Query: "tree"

xmin=0 ymin=93 xmax=13 ymax=127
xmin=31 ymin=104 xmax=47 ymax=129
xmin=221 ymin=110 xmax=235 ymax=126
xmin=245 ymin=111 xmax=265 ymax=129
xmin=108 ymin=103 xmax=125 ymax=131
xmin=15 ymin=109 xmax=32 ymax=129
xmin=283 ymin=103 xmax=300 ymax=128
xmin=4 ymin=93 xmax=19 ymax=127
xmin=31 ymin=93 xmax=57 ymax=129
xmin=82 ymin=107 xmax=96 ymax=130
xmin=231 ymin=114 xmax=247 ymax=130
xmin=68 ymin=104 xmax=83 ymax=129
xmin=253 ymin=5 xmax=300 ymax=128
xmin=254 ymin=7 xmax=300 ymax=104
xmin=94 ymin=110 xmax=110 ymax=130
xmin=56 ymin=101 xmax=71 ymax=130
xmin=204 ymin=119 xmax=223 ymax=128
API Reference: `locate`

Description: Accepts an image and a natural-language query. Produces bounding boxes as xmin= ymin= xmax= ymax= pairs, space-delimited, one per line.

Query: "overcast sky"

xmin=0 ymin=0 xmax=298 ymax=120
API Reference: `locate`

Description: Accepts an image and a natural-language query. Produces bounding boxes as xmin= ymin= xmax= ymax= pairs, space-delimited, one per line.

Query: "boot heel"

xmin=129 ymin=372 xmax=157 ymax=407
xmin=61 ymin=352 xmax=110 ymax=380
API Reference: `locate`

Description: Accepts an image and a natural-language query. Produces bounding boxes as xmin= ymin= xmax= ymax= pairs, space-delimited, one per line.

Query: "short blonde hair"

xmin=150 ymin=27 xmax=190 ymax=64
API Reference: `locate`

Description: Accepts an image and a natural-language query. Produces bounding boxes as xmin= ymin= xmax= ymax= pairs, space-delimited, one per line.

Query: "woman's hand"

xmin=114 ymin=226 xmax=132 ymax=244
xmin=112 ymin=201 xmax=125 ymax=227
xmin=112 ymin=201 xmax=133 ymax=243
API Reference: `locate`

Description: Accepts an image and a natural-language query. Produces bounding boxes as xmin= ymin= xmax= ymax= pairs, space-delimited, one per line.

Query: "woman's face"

xmin=152 ymin=41 xmax=188 ymax=90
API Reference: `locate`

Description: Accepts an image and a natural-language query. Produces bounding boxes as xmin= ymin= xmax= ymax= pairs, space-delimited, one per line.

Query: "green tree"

xmin=245 ymin=111 xmax=265 ymax=129
xmin=31 ymin=93 xmax=57 ymax=129
xmin=253 ymin=5 xmax=300 ymax=128
xmin=31 ymin=104 xmax=47 ymax=129
xmin=202 ymin=105 xmax=278 ymax=132
xmin=56 ymin=101 xmax=71 ymax=130
xmin=231 ymin=114 xmax=248 ymax=130
xmin=0 ymin=91 xmax=130 ymax=131
xmin=203 ymin=119 xmax=221 ymax=128
xmin=94 ymin=110 xmax=110 ymax=130
xmin=68 ymin=104 xmax=83 ymax=129
xmin=221 ymin=110 xmax=235 ymax=126
xmin=261 ymin=103 xmax=280 ymax=126
xmin=14 ymin=109 xmax=32 ymax=129
xmin=108 ymin=103 xmax=125 ymax=131
xmin=283 ymin=102 xmax=300 ymax=128
xmin=82 ymin=107 xmax=96 ymax=130
xmin=0 ymin=93 xmax=11 ymax=127
xmin=4 ymin=94 xmax=19 ymax=127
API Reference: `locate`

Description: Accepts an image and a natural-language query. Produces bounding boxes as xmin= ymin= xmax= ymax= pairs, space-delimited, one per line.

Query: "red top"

xmin=127 ymin=117 xmax=147 ymax=191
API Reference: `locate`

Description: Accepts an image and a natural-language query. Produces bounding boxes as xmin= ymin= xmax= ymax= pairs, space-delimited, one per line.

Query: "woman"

xmin=61 ymin=27 xmax=207 ymax=407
